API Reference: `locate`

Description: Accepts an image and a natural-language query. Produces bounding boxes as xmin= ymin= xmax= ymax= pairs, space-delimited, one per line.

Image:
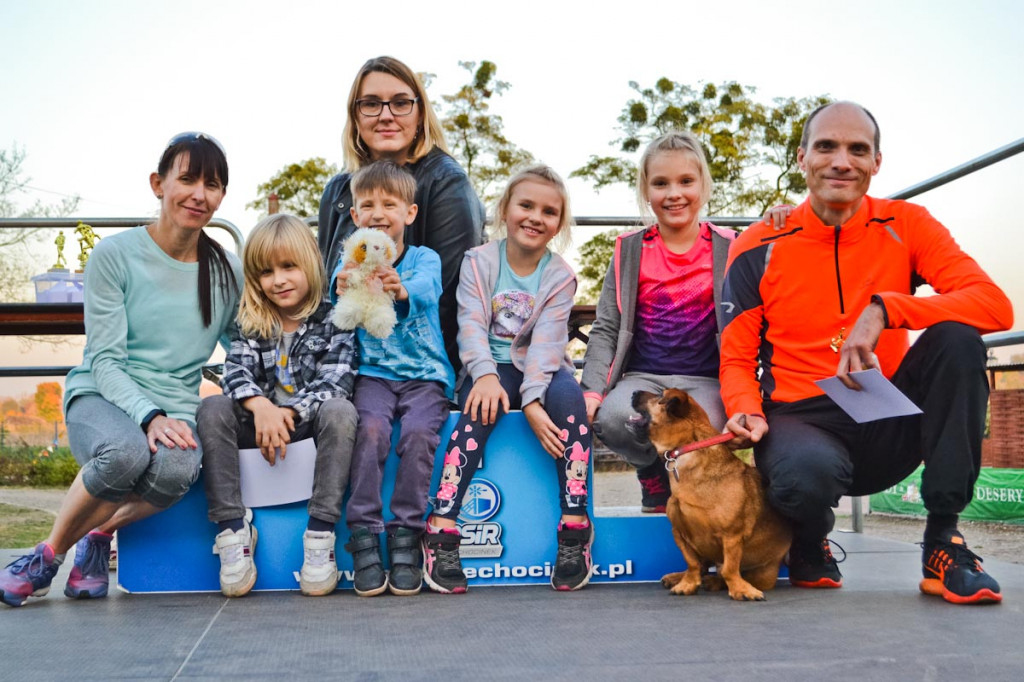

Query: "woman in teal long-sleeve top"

xmin=0 ymin=133 xmax=242 ymax=608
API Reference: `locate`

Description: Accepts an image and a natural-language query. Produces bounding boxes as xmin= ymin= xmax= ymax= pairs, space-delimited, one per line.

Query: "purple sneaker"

xmin=1 ymin=543 xmax=61 ymax=607
xmin=65 ymin=531 xmax=112 ymax=599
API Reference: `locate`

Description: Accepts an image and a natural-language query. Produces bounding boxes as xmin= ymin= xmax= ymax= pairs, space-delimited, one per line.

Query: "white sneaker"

xmin=212 ymin=510 xmax=257 ymax=597
xmin=300 ymin=530 xmax=338 ymax=596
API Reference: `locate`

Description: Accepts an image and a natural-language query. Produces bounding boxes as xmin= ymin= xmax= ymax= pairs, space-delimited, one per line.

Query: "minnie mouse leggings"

xmin=432 ymin=364 xmax=592 ymax=521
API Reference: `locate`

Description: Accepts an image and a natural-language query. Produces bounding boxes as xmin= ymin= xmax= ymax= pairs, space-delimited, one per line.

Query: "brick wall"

xmin=982 ymin=389 xmax=1024 ymax=468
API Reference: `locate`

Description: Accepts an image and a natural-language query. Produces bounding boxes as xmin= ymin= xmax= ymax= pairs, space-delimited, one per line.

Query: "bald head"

xmin=796 ymin=101 xmax=882 ymax=225
xmin=801 ymin=102 xmax=881 ymax=154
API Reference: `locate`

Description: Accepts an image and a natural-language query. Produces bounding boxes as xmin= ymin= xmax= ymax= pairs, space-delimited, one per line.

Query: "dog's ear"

xmin=659 ymin=389 xmax=692 ymax=419
xmin=666 ymin=396 xmax=690 ymax=419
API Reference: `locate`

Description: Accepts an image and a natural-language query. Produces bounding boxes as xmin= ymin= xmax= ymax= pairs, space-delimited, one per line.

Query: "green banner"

xmin=870 ymin=467 xmax=1024 ymax=524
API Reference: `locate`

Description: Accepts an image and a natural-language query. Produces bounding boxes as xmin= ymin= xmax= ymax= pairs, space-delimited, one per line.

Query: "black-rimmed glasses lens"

xmin=355 ymin=98 xmax=418 ymax=117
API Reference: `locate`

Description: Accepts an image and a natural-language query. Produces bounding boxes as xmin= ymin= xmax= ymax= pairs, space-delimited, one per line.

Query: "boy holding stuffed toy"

xmin=330 ymin=160 xmax=454 ymax=597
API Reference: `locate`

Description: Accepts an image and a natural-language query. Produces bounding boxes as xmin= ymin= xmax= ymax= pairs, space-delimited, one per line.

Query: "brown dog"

xmin=628 ymin=388 xmax=791 ymax=601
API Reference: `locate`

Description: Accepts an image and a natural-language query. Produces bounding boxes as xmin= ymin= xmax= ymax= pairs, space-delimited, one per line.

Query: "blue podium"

xmin=117 ymin=412 xmax=687 ymax=592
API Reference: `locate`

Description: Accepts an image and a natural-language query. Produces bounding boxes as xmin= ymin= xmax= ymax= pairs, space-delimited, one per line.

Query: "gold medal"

xmin=830 ymin=327 xmax=846 ymax=353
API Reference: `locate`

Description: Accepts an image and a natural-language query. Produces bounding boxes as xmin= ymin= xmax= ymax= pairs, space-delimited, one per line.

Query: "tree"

xmin=572 ymin=79 xmax=830 ymax=216
xmin=575 ymin=230 xmax=619 ymax=303
xmin=34 ymin=382 xmax=64 ymax=446
xmin=437 ymin=61 xmax=534 ymax=205
xmin=1 ymin=144 xmax=82 ymax=302
xmin=2 ymin=398 xmax=19 ymax=416
xmin=33 ymin=382 xmax=63 ymax=425
xmin=571 ymin=79 xmax=829 ymax=298
xmin=247 ymin=157 xmax=338 ymax=219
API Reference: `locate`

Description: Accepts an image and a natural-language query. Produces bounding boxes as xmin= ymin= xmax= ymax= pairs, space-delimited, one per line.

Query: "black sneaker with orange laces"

xmin=788 ymin=537 xmax=843 ymax=588
xmin=920 ymin=530 xmax=1002 ymax=604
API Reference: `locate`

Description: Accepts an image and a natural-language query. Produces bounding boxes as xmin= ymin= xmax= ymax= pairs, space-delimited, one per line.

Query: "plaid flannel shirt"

xmin=220 ymin=301 xmax=357 ymax=423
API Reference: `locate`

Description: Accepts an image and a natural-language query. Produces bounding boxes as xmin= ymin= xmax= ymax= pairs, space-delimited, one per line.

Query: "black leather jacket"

xmin=318 ymin=147 xmax=485 ymax=373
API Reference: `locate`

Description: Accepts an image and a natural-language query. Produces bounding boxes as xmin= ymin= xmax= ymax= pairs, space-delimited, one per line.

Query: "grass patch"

xmin=0 ymin=503 xmax=54 ymax=549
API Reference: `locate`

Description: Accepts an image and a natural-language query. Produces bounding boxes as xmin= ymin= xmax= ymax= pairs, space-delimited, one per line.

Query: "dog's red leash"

xmin=665 ymin=432 xmax=735 ymax=459
xmin=663 ymin=432 xmax=735 ymax=481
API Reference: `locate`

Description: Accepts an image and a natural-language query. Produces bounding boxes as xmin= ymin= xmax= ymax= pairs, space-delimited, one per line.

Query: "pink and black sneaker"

xmin=551 ymin=519 xmax=594 ymax=591
xmin=421 ymin=528 xmax=467 ymax=594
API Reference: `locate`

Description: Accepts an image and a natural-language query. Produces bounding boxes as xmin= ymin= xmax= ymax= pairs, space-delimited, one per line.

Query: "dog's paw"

xmin=660 ymin=572 xmax=685 ymax=590
xmin=666 ymin=571 xmax=702 ymax=596
xmin=728 ymin=585 xmax=766 ymax=602
xmin=670 ymin=581 xmax=700 ymax=596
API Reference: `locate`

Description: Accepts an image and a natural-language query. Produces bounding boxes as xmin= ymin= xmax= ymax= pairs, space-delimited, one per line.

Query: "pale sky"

xmin=2 ymin=0 xmax=1023 ymax=393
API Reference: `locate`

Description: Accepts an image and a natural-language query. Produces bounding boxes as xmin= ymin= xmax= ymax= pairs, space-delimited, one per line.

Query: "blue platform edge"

xmin=118 ymin=412 xmax=710 ymax=593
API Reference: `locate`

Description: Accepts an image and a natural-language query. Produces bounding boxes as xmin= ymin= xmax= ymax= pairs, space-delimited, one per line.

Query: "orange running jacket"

xmin=719 ymin=196 xmax=1013 ymax=419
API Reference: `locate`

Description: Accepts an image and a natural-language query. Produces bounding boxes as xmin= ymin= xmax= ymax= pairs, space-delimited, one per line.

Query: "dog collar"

xmin=663 ymin=432 xmax=735 ymax=482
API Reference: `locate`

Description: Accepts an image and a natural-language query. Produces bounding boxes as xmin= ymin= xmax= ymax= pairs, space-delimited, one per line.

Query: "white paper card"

xmin=238 ymin=437 xmax=316 ymax=508
xmin=814 ymin=368 xmax=922 ymax=423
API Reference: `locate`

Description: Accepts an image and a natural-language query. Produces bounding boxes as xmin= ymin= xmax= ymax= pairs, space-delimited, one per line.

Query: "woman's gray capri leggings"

xmin=66 ymin=395 xmax=202 ymax=508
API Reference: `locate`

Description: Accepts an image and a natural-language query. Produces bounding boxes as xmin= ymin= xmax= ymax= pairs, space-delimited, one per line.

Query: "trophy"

xmin=31 ymin=224 xmax=94 ymax=303
xmin=53 ymin=230 xmax=68 ymax=270
xmin=75 ymin=222 xmax=100 ymax=272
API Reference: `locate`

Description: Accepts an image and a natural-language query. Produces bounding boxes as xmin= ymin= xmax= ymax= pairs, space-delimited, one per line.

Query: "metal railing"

xmin=0 ymin=217 xmax=244 ymax=252
xmin=888 ymin=138 xmax=1024 ymax=201
xmin=985 ymin=331 xmax=1024 ymax=389
xmin=306 ymin=214 xmax=761 ymax=231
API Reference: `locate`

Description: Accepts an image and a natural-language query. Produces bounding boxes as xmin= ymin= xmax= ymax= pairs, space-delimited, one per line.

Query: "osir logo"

xmin=457 ymin=478 xmax=503 ymax=558
xmin=457 ymin=479 xmax=501 ymax=523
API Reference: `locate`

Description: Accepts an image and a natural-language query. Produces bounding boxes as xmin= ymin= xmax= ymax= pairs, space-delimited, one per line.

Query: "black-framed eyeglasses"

xmin=355 ymin=97 xmax=419 ymax=117
xmin=165 ymin=131 xmax=226 ymax=155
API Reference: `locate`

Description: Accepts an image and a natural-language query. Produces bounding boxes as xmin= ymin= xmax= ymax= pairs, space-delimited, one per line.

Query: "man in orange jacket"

xmin=720 ymin=101 xmax=1013 ymax=604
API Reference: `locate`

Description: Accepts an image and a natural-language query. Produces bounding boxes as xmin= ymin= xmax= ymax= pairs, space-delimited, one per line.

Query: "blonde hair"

xmin=490 ymin=164 xmax=573 ymax=254
xmin=636 ymin=131 xmax=714 ymax=221
xmin=342 ymin=56 xmax=449 ymax=172
xmin=237 ymin=214 xmax=325 ymax=340
xmin=351 ymin=160 xmax=417 ymax=205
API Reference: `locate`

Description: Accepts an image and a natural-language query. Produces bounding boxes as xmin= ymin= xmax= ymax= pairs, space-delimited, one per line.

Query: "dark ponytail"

xmin=198 ymin=231 xmax=239 ymax=327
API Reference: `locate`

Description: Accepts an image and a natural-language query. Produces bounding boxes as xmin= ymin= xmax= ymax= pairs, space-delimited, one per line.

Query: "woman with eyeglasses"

xmin=0 ymin=133 xmax=242 ymax=608
xmin=319 ymin=56 xmax=486 ymax=374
